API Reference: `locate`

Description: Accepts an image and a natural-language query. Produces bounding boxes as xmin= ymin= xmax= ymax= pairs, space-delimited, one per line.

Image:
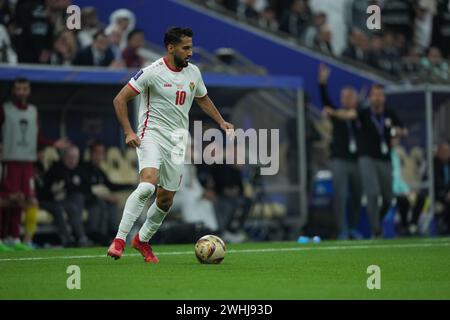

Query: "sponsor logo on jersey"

xmin=133 ymin=69 xmax=143 ymax=80
xmin=164 ymin=83 xmax=172 ymax=87
xmin=189 ymin=82 xmax=195 ymax=92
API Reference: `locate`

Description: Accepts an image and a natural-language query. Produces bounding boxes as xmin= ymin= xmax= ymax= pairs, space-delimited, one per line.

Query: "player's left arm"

xmin=195 ymin=94 xmax=234 ymax=134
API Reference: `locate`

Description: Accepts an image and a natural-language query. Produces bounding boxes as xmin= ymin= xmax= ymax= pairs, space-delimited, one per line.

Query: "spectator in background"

xmin=394 ymin=33 xmax=408 ymax=57
xmin=279 ymin=0 xmax=311 ymax=39
xmin=367 ymin=34 xmax=385 ymax=70
xmin=431 ymin=0 xmax=450 ymax=59
xmin=402 ymin=47 xmax=423 ymax=75
xmin=237 ymin=0 xmax=259 ymax=20
xmin=105 ymin=8 xmax=136 ymax=50
xmin=77 ymin=6 xmax=101 ymax=48
xmin=45 ymin=0 xmax=71 ymax=35
xmin=313 ymin=26 xmax=333 ymax=55
xmin=414 ymin=0 xmax=434 ymax=55
xmin=421 ymin=46 xmax=449 ymax=80
xmin=0 ymin=22 xmax=17 ymax=64
xmin=12 ymin=0 xmax=54 ymax=63
xmin=106 ymin=26 xmax=124 ymax=61
xmin=378 ymin=31 xmax=402 ymax=75
xmin=49 ymin=30 xmax=77 ymax=65
xmin=319 ymin=64 xmax=362 ymax=240
xmin=73 ymin=30 xmax=115 ymax=67
xmin=34 ymin=145 xmax=75 ymax=247
xmin=342 ymin=28 xmax=370 ymax=64
xmin=258 ymin=5 xmax=279 ymax=31
xmin=433 ymin=141 xmax=450 ymax=234
xmin=122 ymin=29 xmax=146 ymax=68
xmin=303 ymin=12 xmax=327 ymax=48
xmin=43 ymin=146 xmax=91 ymax=247
xmin=0 ymin=78 xmax=68 ymax=250
xmin=82 ymin=141 xmax=132 ymax=245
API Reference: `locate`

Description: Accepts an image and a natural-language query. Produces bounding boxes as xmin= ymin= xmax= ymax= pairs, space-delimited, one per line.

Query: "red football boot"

xmin=131 ymin=233 xmax=159 ymax=263
xmin=107 ymin=238 xmax=126 ymax=260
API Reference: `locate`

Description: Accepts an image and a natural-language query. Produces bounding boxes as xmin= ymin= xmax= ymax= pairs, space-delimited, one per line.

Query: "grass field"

xmin=1 ymin=237 xmax=450 ymax=300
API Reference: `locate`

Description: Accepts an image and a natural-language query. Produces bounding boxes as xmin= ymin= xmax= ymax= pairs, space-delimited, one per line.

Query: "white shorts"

xmin=136 ymin=138 xmax=185 ymax=191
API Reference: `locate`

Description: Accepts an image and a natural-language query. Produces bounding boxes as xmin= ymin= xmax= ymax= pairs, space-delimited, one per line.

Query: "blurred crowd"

xmin=0 ymin=0 xmax=150 ymax=68
xmin=208 ymin=0 xmax=450 ymax=81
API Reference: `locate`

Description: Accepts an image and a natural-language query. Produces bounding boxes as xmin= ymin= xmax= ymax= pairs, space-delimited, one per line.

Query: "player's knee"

xmin=134 ymin=182 xmax=155 ymax=202
xmin=140 ymin=169 xmax=158 ymax=185
xmin=156 ymin=195 xmax=173 ymax=212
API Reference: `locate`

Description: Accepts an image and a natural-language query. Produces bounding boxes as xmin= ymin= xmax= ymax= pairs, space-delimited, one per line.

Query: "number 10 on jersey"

xmin=175 ymin=90 xmax=186 ymax=106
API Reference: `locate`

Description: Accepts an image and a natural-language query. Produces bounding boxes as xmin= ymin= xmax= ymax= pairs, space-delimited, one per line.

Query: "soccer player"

xmin=107 ymin=27 xmax=234 ymax=262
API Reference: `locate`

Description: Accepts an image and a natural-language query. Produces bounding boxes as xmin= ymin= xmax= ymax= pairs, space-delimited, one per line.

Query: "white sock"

xmin=116 ymin=182 xmax=155 ymax=241
xmin=138 ymin=203 xmax=170 ymax=242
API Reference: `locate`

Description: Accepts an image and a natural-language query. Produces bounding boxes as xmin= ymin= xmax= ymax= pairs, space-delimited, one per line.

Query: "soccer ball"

xmin=195 ymin=235 xmax=226 ymax=264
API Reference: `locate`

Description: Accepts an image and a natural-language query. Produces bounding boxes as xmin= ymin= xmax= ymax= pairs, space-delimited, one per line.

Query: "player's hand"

xmin=220 ymin=121 xmax=235 ymax=140
xmin=318 ymin=63 xmax=331 ymax=84
xmin=125 ymin=132 xmax=141 ymax=148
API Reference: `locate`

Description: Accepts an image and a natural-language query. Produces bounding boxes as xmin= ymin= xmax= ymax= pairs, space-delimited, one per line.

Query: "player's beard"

xmin=174 ymin=54 xmax=188 ymax=68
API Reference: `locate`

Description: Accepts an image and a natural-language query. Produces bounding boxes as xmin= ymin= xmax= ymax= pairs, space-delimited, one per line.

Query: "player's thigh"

xmin=158 ymin=151 xmax=184 ymax=192
xmin=137 ymin=139 xmax=162 ymax=184
xmin=139 ymin=167 xmax=159 ymax=185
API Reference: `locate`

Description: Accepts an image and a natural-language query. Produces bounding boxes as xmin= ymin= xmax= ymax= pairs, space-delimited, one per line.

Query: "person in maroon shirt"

xmin=121 ymin=29 xmax=146 ymax=68
xmin=0 ymin=78 xmax=69 ymax=251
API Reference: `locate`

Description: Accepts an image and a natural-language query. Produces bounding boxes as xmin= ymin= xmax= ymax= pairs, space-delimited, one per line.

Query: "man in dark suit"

xmin=73 ymin=30 xmax=114 ymax=67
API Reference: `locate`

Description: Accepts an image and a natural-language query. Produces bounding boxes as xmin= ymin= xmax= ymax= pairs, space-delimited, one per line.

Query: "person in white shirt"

xmin=107 ymin=27 xmax=234 ymax=263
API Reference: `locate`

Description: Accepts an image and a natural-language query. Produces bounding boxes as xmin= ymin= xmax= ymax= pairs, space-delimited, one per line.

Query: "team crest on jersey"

xmin=189 ymin=82 xmax=195 ymax=92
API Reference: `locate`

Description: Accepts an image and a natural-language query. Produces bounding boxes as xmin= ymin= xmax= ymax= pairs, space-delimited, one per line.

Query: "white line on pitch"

xmin=0 ymin=241 xmax=449 ymax=262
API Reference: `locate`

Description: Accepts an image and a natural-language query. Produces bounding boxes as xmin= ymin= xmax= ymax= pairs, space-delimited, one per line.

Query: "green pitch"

xmin=1 ymin=238 xmax=449 ymax=300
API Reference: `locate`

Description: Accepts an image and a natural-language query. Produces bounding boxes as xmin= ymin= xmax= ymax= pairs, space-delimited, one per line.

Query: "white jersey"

xmin=128 ymin=57 xmax=207 ymax=148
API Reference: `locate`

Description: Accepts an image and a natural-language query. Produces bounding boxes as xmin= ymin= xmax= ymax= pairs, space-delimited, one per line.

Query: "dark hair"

xmin=164 ymin=27 xmax=193 ymax=48
xmin=370 ymin=83 xmax=384 ymax=92
xmin=87 ymin=140 xmax=104 ymax=153
xmin=93 ymin=30 xmax=106 ymax=40
xmin=14 ymin=77 xmax=30 ymax=85
xmin=127 ymin=28 xmax=144 ymax=41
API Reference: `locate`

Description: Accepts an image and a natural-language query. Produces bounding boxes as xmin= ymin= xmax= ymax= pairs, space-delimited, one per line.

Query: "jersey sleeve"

xmin=195 ymin=72 xmax=208 ymax=98
xmin=128 ymin=67 xmax=154 ymax=94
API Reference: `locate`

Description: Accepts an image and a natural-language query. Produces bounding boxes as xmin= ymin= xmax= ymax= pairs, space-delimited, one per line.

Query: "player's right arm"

xmin=113 ymin=84 xmax=140 ymax=147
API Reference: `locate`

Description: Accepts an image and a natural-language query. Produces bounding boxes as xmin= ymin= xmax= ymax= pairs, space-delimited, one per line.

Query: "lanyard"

xmin=371 ymin=111 xmax=385 ymax=137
